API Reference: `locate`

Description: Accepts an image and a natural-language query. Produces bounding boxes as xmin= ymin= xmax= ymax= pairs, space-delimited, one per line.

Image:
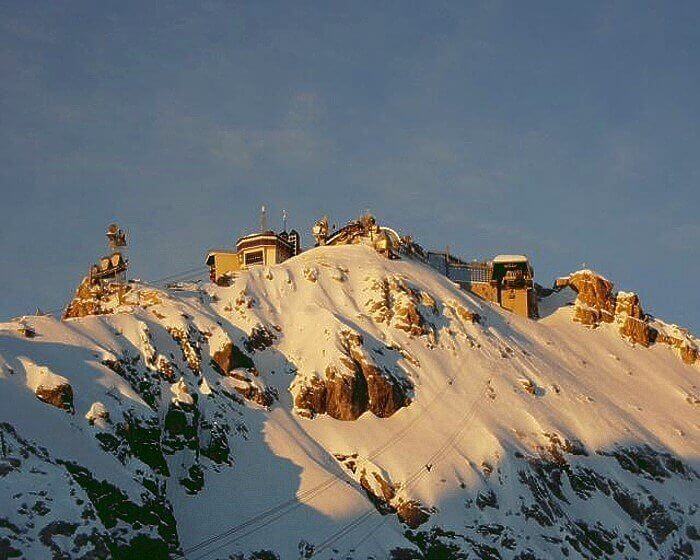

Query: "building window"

xmin=244 ymin=250 xmax=264 ymax=266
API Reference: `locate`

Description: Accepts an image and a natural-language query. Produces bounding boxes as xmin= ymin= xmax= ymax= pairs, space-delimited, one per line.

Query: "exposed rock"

xmin=244 ymin=324 xmax=277 ymax=353
xmin=396 ymin=499 xmax=432 ymax=529
xmin=63 ymin=277 xmax=131 ymax=319
xmin=615 ymin=291 xmax=644 ymax=320
xmin=167 ymin=325 xmax=204 ymax=374
xmin=615 ymin=292 xmax=654 ymax=346
xmin=448 ymin=301 xmax=481 ymax=324
xmin=211 ymin=342 xmax=255 ymax=375
xmin=170 ymin=377 xmax=195 ymax=407
xmin=293 ymin=329 xmax=411 ymax=421
xmin=323 ymin=363 xmax=368 ymax=421
xmin=62 ymin=461 xmax=181 ymax=558
xmin=564 ymin=270 xmax=697 ymax=361
xmin=365 ymin=275 xmax=434 ymax=338
xmin=293 ymin=377 xmax=327 ymax=419
xmin=232 ymin=381 xmax=277 ymax=408
xmin=34 ymin=376 xmax=73 ymax=413
xmin=335 ymin=453 xmax=431 ymax=528
xmin=567 ymin=270 xmax=616 ymax=326
xmin=654 ymin=323 xmax=699 ymax=365
xmin=619 ymin=316 xmax=654 ymax=347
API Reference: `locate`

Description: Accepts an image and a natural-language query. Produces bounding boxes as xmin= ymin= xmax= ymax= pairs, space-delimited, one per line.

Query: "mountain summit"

xmin=0 ymin=244 xmax=697 ymax=559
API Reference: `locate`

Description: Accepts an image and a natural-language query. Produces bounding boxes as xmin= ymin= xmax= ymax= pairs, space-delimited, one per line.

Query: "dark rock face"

xmin=395 ymin=440 xmax=697 ymax=560
xmin=324 ymin=364 xmax=368 ymax=421
xmin=211 ymin=342 xmax=255 ymax=374
xmin=62 ymin=462 xmax=180 ymax=559
xmin=396 ymin=500 xmax=432 ymax=529
xmin=294 ymin=330 xmax=411 ymax=421
xmin=35 ymin=382 xmax=74 ymax=413
xmin=244 ymin=324 xmax=277 ymax=353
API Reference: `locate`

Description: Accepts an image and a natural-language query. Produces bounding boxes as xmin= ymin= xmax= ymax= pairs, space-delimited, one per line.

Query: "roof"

xmin=236 ymin=231 xmax=277 ymax=243
xmin=493 ymin=254 xmax=529 ymax=264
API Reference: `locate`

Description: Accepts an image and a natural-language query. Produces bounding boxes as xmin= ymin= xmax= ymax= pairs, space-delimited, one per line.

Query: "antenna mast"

xmin=260 ymin=205 xmax=268 ymax=232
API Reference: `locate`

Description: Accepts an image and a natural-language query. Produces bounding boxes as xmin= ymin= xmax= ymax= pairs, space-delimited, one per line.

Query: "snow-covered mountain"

xmin=0 ymin=244 xmax=698 ymax=560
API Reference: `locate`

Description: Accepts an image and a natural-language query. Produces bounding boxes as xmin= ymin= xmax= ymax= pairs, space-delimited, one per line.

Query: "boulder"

xmin=35 ymin=382 xmax=74 ymax=413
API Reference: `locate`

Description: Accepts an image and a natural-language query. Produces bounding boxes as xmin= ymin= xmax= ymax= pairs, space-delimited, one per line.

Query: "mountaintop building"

xmin=206 ymin=208 xmax=301 ymax=285
xmin=427 ymin=252 xmax=538 ymax=318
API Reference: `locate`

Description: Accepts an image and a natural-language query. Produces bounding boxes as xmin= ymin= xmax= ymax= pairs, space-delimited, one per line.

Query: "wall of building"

xmin=499 ymin=287 xmax=537 ymax=318
xmin=466 ymin=282 xmax=499 ymax=304
xmin=211 ymin=253 xmax=241 ymax=283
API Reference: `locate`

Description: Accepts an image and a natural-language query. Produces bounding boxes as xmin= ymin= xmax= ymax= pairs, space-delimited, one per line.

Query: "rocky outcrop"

xmin=396 ymin=499 xmax=432 ymax=529
xmin=25 ymin=365 xmax=75 ymax=413
xmin=244 ymin=324 xmax=277 ymax=353
xmin=35 ymin=381 xmax=74 ymax=413
xmin=167 ymin=325 xmax=205 ymax=375
xmin=293 ymin=330 xmax=412 ymax=421
xmin=365 ymin=275 xmax=436 ymax=338
xmin=211 ymin=342 xmax=255 ymax=374
xmin=567 ymin=270 xmax=616 ymax=326
xmin=63 ymin=278 xmax=132 ymax=319
xmin=654 ymin=323 xmax=699 ymax=365
xmin=562 ymin=270 xmax=697 ymax=361
xmin=335 ymin=453 xmax=431 ymax=529
xmin=446 ymin=300 xmax=481 ymax=324
xmin=85 ymin=402 xmax=110 ymax=427
xmin=615 ymin=292 xmax=654 ymax=347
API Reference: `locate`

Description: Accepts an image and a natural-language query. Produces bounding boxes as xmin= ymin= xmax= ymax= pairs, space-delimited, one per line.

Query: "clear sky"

xmin=1 ymin=1 xmax=698 ymax=331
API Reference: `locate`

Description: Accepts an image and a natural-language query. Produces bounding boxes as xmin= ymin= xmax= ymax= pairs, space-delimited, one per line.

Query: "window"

xmin=244 ymin=250 xmax=264 ymax=266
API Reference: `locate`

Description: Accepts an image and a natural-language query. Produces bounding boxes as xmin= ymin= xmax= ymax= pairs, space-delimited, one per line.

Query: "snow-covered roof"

xmin=493 ymin=254 xmax=528 ymax=263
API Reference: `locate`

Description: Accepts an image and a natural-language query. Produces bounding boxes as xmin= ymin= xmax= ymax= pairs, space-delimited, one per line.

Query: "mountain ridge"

xmin=0 ymin=244 xmax=698 ymax=559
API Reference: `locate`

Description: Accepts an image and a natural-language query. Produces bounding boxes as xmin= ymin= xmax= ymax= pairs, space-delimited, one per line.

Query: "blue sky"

xmin=1 ymin=1 xmax=699 ymax=331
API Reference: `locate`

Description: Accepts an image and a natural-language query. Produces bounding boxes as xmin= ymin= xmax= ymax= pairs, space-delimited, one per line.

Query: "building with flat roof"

xmin=206 ymin=228 xmax=301 ymax=285
xmin=427 ymin=252 xmax=538 ymax=318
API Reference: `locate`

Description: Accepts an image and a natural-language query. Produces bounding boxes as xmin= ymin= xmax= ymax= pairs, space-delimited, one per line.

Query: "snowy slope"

xmin=0 ymin=244 xmax=698 ymax=560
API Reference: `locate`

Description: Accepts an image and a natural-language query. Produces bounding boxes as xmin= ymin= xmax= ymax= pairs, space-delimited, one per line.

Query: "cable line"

xmin=309 ymin=376 xmax=491 ymax=558
xmin=176 ymin=374 xmax=465 ymax=559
